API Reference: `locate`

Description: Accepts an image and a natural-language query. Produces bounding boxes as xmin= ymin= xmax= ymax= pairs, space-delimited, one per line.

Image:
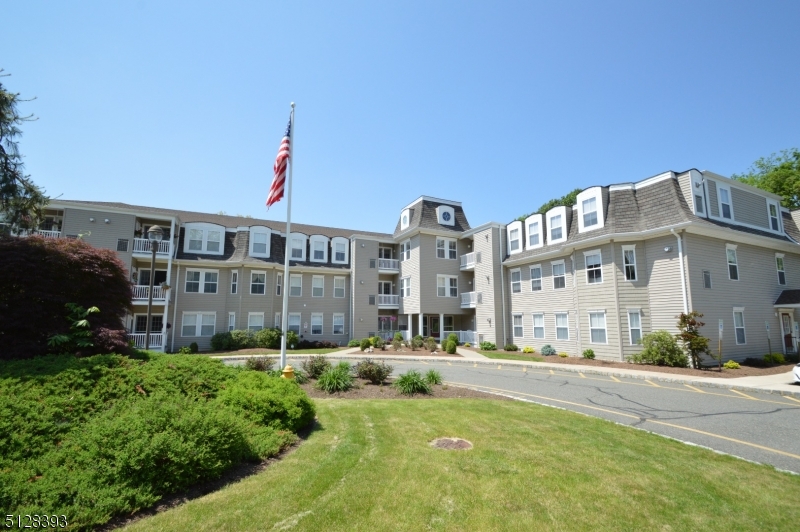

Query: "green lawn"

xmin=123 ymin=399 xmax=800 ymax=531
xmin=478 ymin=350 xmax=544 ymax=362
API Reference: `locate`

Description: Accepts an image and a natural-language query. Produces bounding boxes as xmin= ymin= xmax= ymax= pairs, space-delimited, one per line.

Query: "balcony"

xmin=132 ymin=238 xmax=171 ymax=256
xmin=378 ymin=258 xmax=400 ymax=273
xmin=35 ymin=229 xmax=62 ymax=239
xmin=378 ymin=294 xmax=400 ymax=309
xmin=460 ymin=291 xmax=482 ymax=308
xmin=127 ymin=333 xmax=164 ymax=350
xmin=460 ymin=251 xmax=481 ymax=270
xmin=132 ymin=285 xmax=168 ymax=303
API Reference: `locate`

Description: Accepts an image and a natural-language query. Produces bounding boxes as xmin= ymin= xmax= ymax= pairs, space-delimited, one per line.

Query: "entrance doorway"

xmin=781 ymin=313 xmax=795 ymax=353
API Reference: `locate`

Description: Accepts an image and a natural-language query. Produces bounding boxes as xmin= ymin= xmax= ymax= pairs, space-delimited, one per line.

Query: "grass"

xmin=479 ymin=350 xmax=544 ymax=362
xmin=123 ymin=399 xmax=800 ymax=531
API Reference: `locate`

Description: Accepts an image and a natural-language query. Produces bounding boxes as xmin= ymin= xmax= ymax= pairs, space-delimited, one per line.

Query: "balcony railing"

xmin=378 ymin=294 xmax=400 ymax=307
xmin=132 ymin=238 xmax=171 ymax=256
xmin=460 ymin=291 xmax=482 ymax=308
xmin=132 ymin=285 xmax=167 ymax=301
xmin=451 ymin=330 xmax=477 ymax=344
xmin=378 ymin=258 xmax=400 ymax=271
xmin=460 ymin=251 xmax=481 ymax=270
xmin=128 ymin=333 xmax=164 ymax=350
xmin=35 ymin=229 xmax=62 ymax=239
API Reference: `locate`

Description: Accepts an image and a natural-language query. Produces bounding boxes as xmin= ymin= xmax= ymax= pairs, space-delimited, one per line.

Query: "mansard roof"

xmin=392 ymin=197 xmax=471 ymax=238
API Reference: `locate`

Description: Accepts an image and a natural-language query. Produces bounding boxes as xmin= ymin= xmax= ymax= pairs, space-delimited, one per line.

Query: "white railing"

xmin=452 ymin=330 xmax=477 ymax=344
xmin=460 ymin=291 xmax=482 ymax=307
xmin=128 ymin=333 xmax=164 ymax=350
xmin=132 ymin=285 xmax=166 ymax=301
xmin=378 ymin=258 xmax=400 ymax=270
xmin=378 ymin=294 xmax=399 ymax=306
xmin=132 ymin=238 xmax=171 ymax=255
xmin=35 ymin=230 xmax=62 ymax=239
xmin=460 ymin=251 xmax=480 ymax=269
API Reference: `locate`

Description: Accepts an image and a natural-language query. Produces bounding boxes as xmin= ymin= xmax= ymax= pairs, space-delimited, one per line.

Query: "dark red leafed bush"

xmin=0 ymin=235 xmax=132 ymax=359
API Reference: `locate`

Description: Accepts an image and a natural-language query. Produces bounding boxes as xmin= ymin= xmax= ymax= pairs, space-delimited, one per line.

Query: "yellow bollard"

xmin=281 ymin=365 xmax=295 ymax=380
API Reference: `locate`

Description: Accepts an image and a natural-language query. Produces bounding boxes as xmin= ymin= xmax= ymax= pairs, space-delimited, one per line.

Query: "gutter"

xmin=670 ymin=228 xmax=689 ymax=314
xmin=499 ymin=226 xmax=508 ymax=346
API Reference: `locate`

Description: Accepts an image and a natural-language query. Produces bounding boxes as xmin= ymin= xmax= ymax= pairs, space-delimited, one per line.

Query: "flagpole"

xmin=279 ymin=102 xmax=295 ymax=371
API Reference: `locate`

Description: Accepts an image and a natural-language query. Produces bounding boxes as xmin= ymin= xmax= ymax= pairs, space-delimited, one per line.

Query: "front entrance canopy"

xmin=773 ymin=289 xmax=800 ymax=308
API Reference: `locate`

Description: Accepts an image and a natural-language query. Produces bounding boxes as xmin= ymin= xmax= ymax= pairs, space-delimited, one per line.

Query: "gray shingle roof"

xmin=392 ymin=199 xmax=471 ymax=237
xmin=775 ymin=290 xmax=800 ymax=306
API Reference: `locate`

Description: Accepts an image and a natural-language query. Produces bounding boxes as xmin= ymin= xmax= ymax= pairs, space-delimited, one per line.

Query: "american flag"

xmin=266 ymin=119 xmax=291 ymax=209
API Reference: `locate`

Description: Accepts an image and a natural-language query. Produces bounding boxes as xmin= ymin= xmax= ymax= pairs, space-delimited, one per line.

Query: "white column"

xmin=419 ymin=313 xmax=424 ymax=338
xmin=407 ymin=313 xmax=412 ymax=339
xmin=439 ymin=313 xmax=445 ymax=342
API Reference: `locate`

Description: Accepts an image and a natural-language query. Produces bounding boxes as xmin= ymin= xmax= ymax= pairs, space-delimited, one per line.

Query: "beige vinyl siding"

xmin=683 ymin=234 xmax=791 ymax=362
xmin=473 ymin=227 xmax=505 ymax=346
xmin=731 ymin=187 xmax=769 ymax=229
xmin=613 ymin=242 xmax=651 ymax=358
xmin=677 ymin=173 xmax=693 ymax=211
xmin=574 ymin=244 xmax=620 ymax=360
xmin=645 ymin=235 xmax=685 ymax=335
xmin=707 ymin=180 xmax=720 ymax=217
xmin=352 ymin=238 xmax=381 ymax=339
xmin=418 ymin=234 xmax=463 ymax=316
xmin=62 ymin=208 xmax=136 ymax=273
xmin=398 ymin=234 xmax=420 ymax=315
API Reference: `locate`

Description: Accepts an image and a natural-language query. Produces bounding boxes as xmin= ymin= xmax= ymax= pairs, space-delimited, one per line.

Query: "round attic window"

xmin=442 ymin=211 xmax=451 ymax=221
xmin=402 ymin=215 xmax=408 ymax=225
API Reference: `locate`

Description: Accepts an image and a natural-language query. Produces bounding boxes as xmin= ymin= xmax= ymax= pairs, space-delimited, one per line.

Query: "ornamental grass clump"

xmin=425 ymin=369 xmax=443 ymax=385
xmin=393 ymin=370 xmax=432 ymax=395
xmin=316 ymin=361 xmax=354 ymax=393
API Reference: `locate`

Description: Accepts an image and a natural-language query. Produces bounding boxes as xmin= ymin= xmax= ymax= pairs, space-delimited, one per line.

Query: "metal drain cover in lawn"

xmin=430 ymin=437 xmax=473 ymax=450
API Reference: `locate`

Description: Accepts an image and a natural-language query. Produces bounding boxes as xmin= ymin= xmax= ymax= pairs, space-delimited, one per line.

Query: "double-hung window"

xmin=250 ymin=271 xmax=266 ymax=294
xmin=333 ymin=313 xmax=344 ymax=335
xmin=550 ymin=215 xmax=563 ymax=241
xmin=703 ymin=270 xmax=712 ymax=289
xmin=694 ymin=193 xmax=704 ymax=214
xmin=509 ymin=229 xmax=520 ymax=252
xmin=334 ymin=241 xmax=347 ymax=262
xmin=291 ymin=238 xmax=304 ymax=259
xmin=182 ymin=312 xmax=215 ymax=337
xmin=276 ymin=273 xmax=282 ymax=296
xmin=726 ymin=245 xmax=739 ymax=280
xmin=552 ymin=261 xmax=566 ymax=289
xmin=289 ymin=274 xmax=302 ymax=296
xmin=512 ymin=314 xmax=523 ymax=338
xmin=510 ymin=269 xmax=521 ymax=293
xmin=185 ymin=269 xmax=218 ymax=294
xmin=776 ymin=255 xmax=786 ymax=285
xmin=589 ymin=311 xmax=607 ymax=344
xmin=248 ymin=312 xmax=264 ymax=331
xmin=311 ymin=313 xmax=323 ymax=335
xmin=530 ymin=265 xmax=542 ymax=291
xmin=312 ymin=241 xmax=325 ymax=261
xmin=436 ymin=238 xmax=457 ymax=259
xmin=532 ymin=313 xmax=545 ymax=339
xmin=769 ymin=203 xmax=780 ymax=231
xmin=401 ymin=240 xmax=411 ymax=261
xmin=555 ymin=312 xmax=569 ymax=340
xmin=585 ymin=251 xmax=602 ymax=284
xmin=334 ymin=276 xmax=346 ymax=298
xmin=400 ymin=277 xmax=411 ymax=297
xmin=733 ymin=309 xmax=746 ymax=344
xmin=206 ymin=231 xmax=221 ymax=252
xmin=719 ymin=187 xmax=732 ymax=219
xmin=312 ymin=276 xmax=324 ymax=297
xmin=623 ymin=246 xmax=637 ymax=281
xmin=274 ymin=312 xmax=281 ymax=329
xmin=582 ymin=197 xmax=598 ymax=227
xmin=252 ymin=232 xmax=268 ymax=255
xmin=528 ymin=221 xmax=540 ymax=246
xmin=188 ymin=229 xmax=203 ymax=251
xmin=288 ymin=313 xmax=301 ymax=334
xmin=228 ymin=312 xmax=236 ymax=332
xmin=628 ymin=310 xmax=642 ymax=344
xmin=437 ymin=275 xmax=458 ymax=297
xmin=230 ymin=271 xmax=238 ymax=294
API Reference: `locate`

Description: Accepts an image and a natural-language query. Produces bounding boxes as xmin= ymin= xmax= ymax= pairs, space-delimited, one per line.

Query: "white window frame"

xmin=436 ymin=275 xmax=458 ymax=298
xmin=334 ymin=276 xmax=346 ymax=298
xmin=436 ymin=237 xmax=457 ymax=259
xmin=312 ymin=275 xmax=324 ymax=298
xmin=311 ymin=313 xmax=323 ymax=335
xmin=248 ymin=312 xmax=264 ymax=332
xmin=183 ymin=223 xmax=225 ymax=256
xmin=589 ymin=311 xmax=607 ymax=344
xmin=400 ymin=239 xmax=411 ymax=261
xmin=274 ymin=312 xmax=281 ymax=329
xmin=581 ymin=197 xmax=598 ymax=229
xmin=733 ymin=308 xmax=746 ymax=345
xmin=552 ymin=260 xmax=566 ymax=290
xmin=400 ymin=209 xmax=410 ymax=230
xmin=289 ymin=232 xmax=307 ymax=261
xmin=622 ymin=245 xmax=637 ymax=282
xmin=510 ymin=268 xmax=521 ymax=293
xmin=228 ymin=312 xmax=236 ymax=332
xmin=547 ymin=206 xmax=568 ymax=244
xmin=525 ymin=214 xmax=544 ymax=250
xmin=310 ymin=235 xmax=329 ymax=263
xmin=333 ymin=313 xmax=345 ymax=335
xmin=776 ymin=253 xmax=786 ymax=285
xmin=576 ymin=188 xmax=604 ymax=233
xmin=507 ymin=220 xmax=522 ymax=254
xmin=768 ymin=201 xmax=781 ymax=232
xmin=512 ymin=314 xmax=524 ymax=338
xmin=250 ymin=270 xmax=266 ymax=295
xmin=718 ymin=185 xmax=733 ymax=220
xmin=555 ymin=312 xmax=569 ymax=340
xmin=276 ymin=273 xmax=283 ymax=296
xmin=530 ymin=265 xmax=542 ymax=292
xmin=181 ymin=311 xmax=216 ymax=337
xmin=288 ymin=313 xmax=301 ymax=334
xmin=532 ymin=312 xmax=545 ymax=339
xmin=400 ymin=276 xmax=411 ymax=297
xmin=249 ymin=226 xmax=270 ymax=257
xmin=289 ymin=274 xmax=302 ymax=297
xmin=331 ymin=236 xmax=349 ymax=264
xmin=726 ymin=244 xmax=739 ymax=281
xmin=230 ymin=270 xmax=238 ymax=294
xmin=185 ymin=269 xmax=219 ymax=294
xmin=584 ymin=249 xmax=603 ymax=285
xmin=628 ymin=309 xmax=642 ymax=345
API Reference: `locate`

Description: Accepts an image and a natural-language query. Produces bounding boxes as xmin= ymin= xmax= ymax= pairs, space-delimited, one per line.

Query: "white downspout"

xmin=499 ymin=227 xmax=507 ymax=346
xmin=161 ymin=216 xmax=176 ymax=351
xmin=171 ymin=264 xmax=180 ymax=353
xmin=671 ymin=228 xmax=689 ymax=314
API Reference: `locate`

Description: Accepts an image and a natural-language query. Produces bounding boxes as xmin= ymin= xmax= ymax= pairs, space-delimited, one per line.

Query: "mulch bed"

xmin=300 ymin=378 xmax=513 ymax=400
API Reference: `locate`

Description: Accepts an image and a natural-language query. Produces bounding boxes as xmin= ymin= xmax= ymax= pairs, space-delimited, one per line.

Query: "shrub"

xmin=177 ymin=346 xmax=193 ymax=354
xmin=411 ymin=335 xmax=425 ymax=350
xmin=393 ymin=370 xmax=431 ymax=395
xmin=231 ymin=329 xmax=256 ymax=349
xmin=292 ymin=368 xmax=309 ymax=384
xmin=360 ymin=338 xmax=372 ymax=351
xmin=446 ymin=340 xmax=457 ymax=354
xmin=723 ymin=360 xmax=741 ymax=369
xmin=47 ymin=303 xmax=99 ymax=355
xmin=541 ymin=344 xmax=557 ymax=356
xmin=463 ymin=342 xmax=471 ymax=348
xmin=373 ymin=336 xmax=386 ymax=350
xmin=285 ymin=331 xmax=299 ymax=348
xmin=189 ymin=342 xmax=199 ymax=354
xmin=0 ymin=236 xmax=132 ymax=360
xmin=628 ymin=330 xmax=688 ymax=367
xmin=211 ymin=331 xmax=234 ymax=351
xmin=558 ymin=352 xmax=568 ymax=358
xmin=347 ymin=339 xmax=360 ymax=347
xmin=764 ymin=352 xmax=786 ymax=365
xmin=447 ymin=333 xmax=459 ymax=346
xmin=316 ymin=362 xmax=354 ymax=393
xmin=244 ymin=356 xmax=275 ymax=372
xmin=479 ymin=341 xmax=496 ymax=351
xmin=93 ymin=327 xmax=133 ymax=356
xmin=676 ymin=311 xmax=711 ymax=368
xmin=522 ymin=346 xmax=535 ymax=354
xmin=254 ymin=328 xmax=282 ymax=349
xmin=582 ymin=349 xmax=595 ymax=359
xmin=504 ymin=344 xmax=518 ymax=352
xmin=354 ymin=358 xmax=394 ymax=384
xmin=425 ymin=369 xmax=443 ymax=385
xmin=424 ymin=337 xmax=438 ymax=352
xmin=394 ymin=332 xmax=404 ymax=342
xmin=392 ymin=338 xmax=402 ymax=350
xmin=742 ymin=357 xmax=769 ymax=368
xmin=301 ymin=355 xmax=332 ymax=379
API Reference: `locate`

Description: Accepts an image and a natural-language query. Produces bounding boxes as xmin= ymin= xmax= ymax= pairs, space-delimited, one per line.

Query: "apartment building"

xmin=23 ymin=168 xmax=800 ymax=362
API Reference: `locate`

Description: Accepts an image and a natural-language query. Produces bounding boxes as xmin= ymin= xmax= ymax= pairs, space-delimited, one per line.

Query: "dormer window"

xmin=253 ymin=233 xmax=268 ymax=254
xmin=582 ymin=197 xmax=597 ymax=227
xmin=719 ymin=186 xmax=732 ymax=219
xmin=400 ymin=208 xmax=411 ymax=230
xmin=289 ymin=233 xmax=308 ymax=261
xmin=524 ymin=214 xmax=544 ymax=250
xmin=249 ymin=226 xmax=271 ymax=257
xmin=509 ymin=229 xmax=519 ymax=251
xmin=768 ymin=202 xmax=780 ymax=231
xmin=506 ymin=220 xmax=523 ymax=255
xmin=528 ymin=223 xmax=539 ymax=246
xmin=183 ymin=223 xmax=225 ymax=256
xmin=546 ymin=206 xmax=569 ymax=244
xmin=576 ymin=187 xmax=604 ymax=233
xmin=331 ymin=236 xmax=349 ymax=264
xmin=207 ymin=231 xmax=221 ymax=252
xmin=188 ymin=229 xmax=203 ymax=251
xmin=550 ymin=215 xmax=562 ymax=240
xmin=309 ymin=235 xmax=329 ymax=263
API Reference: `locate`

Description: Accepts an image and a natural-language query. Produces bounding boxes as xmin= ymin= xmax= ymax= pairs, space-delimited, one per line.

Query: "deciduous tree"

xmin=732 ymin=148 xmax=800 ymax=209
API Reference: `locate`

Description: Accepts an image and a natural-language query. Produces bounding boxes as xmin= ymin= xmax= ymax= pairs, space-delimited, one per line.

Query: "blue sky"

xmin=3 ymin=1 xmax=799 ymax=232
